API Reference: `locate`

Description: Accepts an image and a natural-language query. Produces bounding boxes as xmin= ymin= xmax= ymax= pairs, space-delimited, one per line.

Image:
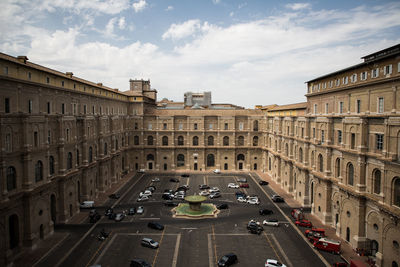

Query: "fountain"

xmin=172 ymin=195 xmax=219 ymax=219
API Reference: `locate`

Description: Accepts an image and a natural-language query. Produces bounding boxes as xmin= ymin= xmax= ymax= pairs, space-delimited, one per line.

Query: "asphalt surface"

xmin=35 ymin=172 xmax=343 ymax=267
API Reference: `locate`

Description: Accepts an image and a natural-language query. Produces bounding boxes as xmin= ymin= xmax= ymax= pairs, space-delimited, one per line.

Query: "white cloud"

xmin=105 ymin=17 xmax=117 ymax=37
xmin=285 ymin=3 xmax=310 ymax=11
xmin=162 ymin=19 xmax=203 ymax=40
xmin=229 ymin=12 xmax=234 ymax=17
xmin=132 ymin=0 xmax=147 ymax=13
xmin=212 ymin=0 xmax=221 ymax=4
xmin=166 ymin=6 xmax=174 ymax=11
xmin=118 ymin=17 xmax=126 ymax=29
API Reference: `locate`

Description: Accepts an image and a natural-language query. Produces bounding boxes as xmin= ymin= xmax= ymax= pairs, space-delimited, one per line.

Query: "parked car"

xmin=259 ymin=180 xmax=269 ymax=185
xmin=141 ymin=237 xmax=159 ymax=249
xmin=169 ymin=178 xmax=179 ymax=183
xmin=306 ymin=231 xmax=325 ymax=243
xmin=175 ymin=195 xmax=185 ymax=200
xmin=305 ymin=228 xmax=325 ymax=237
xmin=151 ymin=177 xmax=160 ymax=182
xmin=263 ymin=219 xmax=279 ymax=227
xmin=218 ymin=253 xmax=237 ymax=267
xmin=109 ymin=193 xmax=120 ymax=199
xmin=139 ymin=190 xmax=152 ymax=197
xmin=130 ymin=259 xmax=151 ymax=267
xmin=247 ymin=220 xmax=261 ymax=230
xmin=237 ymin=178 xmax=247 ymax=183
xmin=163 ymin=200 xmax=178 ymax=207
xmin=128 ymin=207 xmax=136 ymax=215
xmin=217 ymin=203 xmax=229 ymax=209
xmin=313 ymin=238 xmax=341 ymax=254
xmin=228 ymin=183 xmax=239 ymax=188
xmin=177 ymin=185 xmax=189 ymax=191
xmin=295 ymin=219 xmax=313 ymax=228
xmin=291 ymin=209 xmax=304 ymax=220
xmin=239 ymin=183 xmax=249 ymax=188
xmin=181 ymin=174 xmax=190 ymax=177
xmin=199 ymin=184 xmax=210 ymax=190
xmin=247 ymin=220 xmax=263 ymax=234
xmin=235 ymin=191 xmax=246 ymax=199
xmin=89 ymin=209 xmax=101 ymax=223
xmin=209 ymin=187 xmax=220 ymax=193
xmin=259 ymin=209 xmax=273 ymax=215
xmin=148 ymin=222 xmax=164 ymax=230
xmin=145 ymin=186 xmax=156 ymax=192
xmin=114 ymin=213 xmax=125 ymax=222
xmin=213 ymin=169 xmax=221 ymax=174
xmin=137 ymin=195 xmax=149 ymax=202
xmin=199 ymin=190 xmax=210 ymax=196
xmin=271 ymin=195 xmax=284 ymax=202
xmin=237 ymin=196 xmax=247 ymax=203
xmin=209 ymin=192 xmax=221 ymax=199
xmin=138 ymin=169 xmax=146 ymax=173
xmin=247 ymin=198 xmax=260 ymax=205
xmin=265 ymin=259 xmax=287 ymax=267
xmin=137 ymin=206 xmax=144 ymax=214
xmin=108 ymin=213 xmax=116 ymax=220
xmin=80 ymin=201 xmax=95 ymax=208
xmin=162 ymin=193 xmax=174 ymax=200
xmin=105 ymin=207 xmax=113 ymax=216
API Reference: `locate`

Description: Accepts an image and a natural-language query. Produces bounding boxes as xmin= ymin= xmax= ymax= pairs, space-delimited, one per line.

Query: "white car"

xmin=265 ymin=259 xmax=286 ymax=267
xmin=137 ymin=195 xmax=149 ymax=202
xmin=139 ymin=190 xmax=152 ymax=197
xmin=199 ymin=190 xmax=210 ymax=196
xmin=247 ymin=198 xmax=260 ymax=205
xmin=114 ymin=213 xmax=125 ymax=222
xmin=137 ymin=206 xmax=144 ymax=214
xmin=138 ymin=169 xmax=146 ymax=173
xmin=209 ymin=187 xmax=220 ymax=193
xmin=237 ymin=196 xmax=247 ymax=203
xmin=263 ymin=219 xmax=279 ymax=227
xmin=151 ymin=177 xmax=160 ymax=182
xmin=213 ymin=169 xmax=221 ymax=174
xmin=228 ymin=183 xmax=239 ymax=189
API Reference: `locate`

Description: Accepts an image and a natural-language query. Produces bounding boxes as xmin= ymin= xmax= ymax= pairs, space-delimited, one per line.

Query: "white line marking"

xmin=171 ymin=234 xmax=181 ymax=267
xmin=270 ymin=233 xmax=293 ymax=267
xmin=94 ymin=232 xmax=118 ymax=265
xmin=32 ymin=234 xmax=70 ymax=267
xmin=139 ymin=217 xmax=160 ymax=220
xmin=181 ymin=228 xmax=198 ymax=230
xmin=207 ymin=234 xmax=214 ymax=267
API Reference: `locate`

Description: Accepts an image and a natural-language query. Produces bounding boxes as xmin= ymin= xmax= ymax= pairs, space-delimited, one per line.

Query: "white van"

xmin=80 ymin=201 xmax=94 ymax=208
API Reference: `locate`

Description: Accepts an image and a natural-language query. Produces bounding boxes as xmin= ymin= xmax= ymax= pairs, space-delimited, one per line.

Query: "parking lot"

xmin=40 ymin=172 xmax=342 ymax=267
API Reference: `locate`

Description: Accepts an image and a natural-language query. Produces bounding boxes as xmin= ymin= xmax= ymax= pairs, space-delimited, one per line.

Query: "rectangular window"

xmin=62 ymin=103 xmax=65 ymax=114
xmin=148 ymin=123 xmax=152 ymax=130
xmin=384 ymin=64 xmax=392 ymax=75
xmin=92 ymin=106 xmax=95 ymax=114
xmin=83 ymin=105 xmax=87 ymax=114
xmin=134 ymin=123 xmax=138 ymax=130
xmin=338 ymin=130 xmax=342 ymax=144
xmin=313 ymin=128 xmax=315 ymax=138
xmin=356 ymin=100 xmax=361 ymax=113
xmin=163 ymin=123 xmax=167 ymax=130
xmin=239 ymin=122 xmax=243 ymax=130
xmin=74 ymin=83 xmax=76 ymax=89
xmin=178 ymin=123 xmax=183 ymax=130
xmin=376 ymin=134 xmax=384 ymax=150
xmin=339 ymin=102 xmax=344 ymax=113
xmin=28 ymin=100 xmax=32 ymax=113
xmin=314 ymin=104 xmax=318 ymax=114
xmin=325 ymin=103 xmax=329 ymax=114
xmin=329 ymin=80 xmax=333 ymax=88
xmin=360 ymin=71 xmax=367 ymax=81
xmin=46 ymin=77 xmax=50 ymax=83
xmin=342 ymin=76 xmax=348 ymax=85
xmin=378 ymin=97 xmax=384 ymax=113
xmin=28 ymin=72 xmax=32 ymax=80
xmin=208 ymin=123 xmax=212 ymax=130
xmin=73 ymin=103 xmax=77 ymax=115
xmin=5 ymin=98 xmax=10 ymax=113
xmin=4 ymin=66 xmax=8 ymax=75
xmin=47 ymin=102 xmax=51 ymax=114
xmin=351 ymin=133 xmax=356 ymax=149
xmin=48 ymin=130 xmax=51 ymax=144
xmin=61 ymin=81 xmax=64 ymax=87
xmin=321 ymin=130 xmax=325 ymax=144
xmin=194 ymin=123 xmax=198 ymax=130
xmin=224 ymin=123 xmax=228 ymax=130
xmin=351 ymin=73 xmax=357 ymax=83
xmin=371 ymin=68 xmax=379 ymax=78
xmin=301 ymin=128 xmax=304 ymax=138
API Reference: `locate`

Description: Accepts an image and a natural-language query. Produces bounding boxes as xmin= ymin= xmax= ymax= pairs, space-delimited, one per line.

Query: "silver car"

xmin=137 ymin=206 xmax=144 ymax=214
xmin=114 ymin=213 xmax=125 ymax=222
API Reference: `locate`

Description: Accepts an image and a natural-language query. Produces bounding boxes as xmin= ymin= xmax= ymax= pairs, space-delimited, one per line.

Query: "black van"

xmin=130 ymin=259 xmax=151 ymax=267
xmin=218 ymin=253 xmax=238 ymax=266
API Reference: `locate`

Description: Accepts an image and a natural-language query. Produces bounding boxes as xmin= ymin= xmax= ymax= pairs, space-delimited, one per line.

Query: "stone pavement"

xmin=256 ymin=171 xmax=371 ymax=267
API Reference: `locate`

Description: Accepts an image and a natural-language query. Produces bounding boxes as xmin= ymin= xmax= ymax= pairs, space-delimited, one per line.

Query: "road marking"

xmin=171 ymin=234 xmax=181 ymax=267
xmin=207 ymin=234 xmax=214 ymax=267
xmin=185 ymin=178 xmax=190 ymax=186
xmin=263 ymin=232 xmax=283 ymax=263
xmin=270 ymin=233 xmax=293 ymax=267
xmin=140 ymin=217 xmax=160 ymax=220
xmin=181 ymin=227 xmax=198 ymax=230
xmin=249 ymin=173 xmax=330 ymax=267
xmin=152 ymin=227 xmax=166 ymax=267
xmin=212 ymin=225 xmax=218 ymax=266
xmin=32 ymin=234 xmax=70 ymax=267
xmin=94 ymin=232 xmax=118 ymax=265
xmin=86 ymin=230 xmax=113 ymax=267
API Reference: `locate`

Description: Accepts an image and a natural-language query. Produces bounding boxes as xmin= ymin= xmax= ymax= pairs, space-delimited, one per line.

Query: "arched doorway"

xmin=39 ymin=224 xmax=44 ymax=239
xmin=194 ymin=163 xmax=198 ymax=170
xmin=371 ymin=240 xmax=379 ymax=256
xmin=346 ymin=227 xmax=350 ymax=242
xmin=237 ymin=154 xmax=245 ymax=170
xmin=50 ymin=194 xmax=57 ymax=223
xmin=254 ymin=163 xmax=257 ymax=170
xmin=224 ymin=163 xmax=228 ymax=170
xmin=9 ymin=214 xmax=19 ymax=249
xmin=207 ymin=154 xmax=215 ymax=167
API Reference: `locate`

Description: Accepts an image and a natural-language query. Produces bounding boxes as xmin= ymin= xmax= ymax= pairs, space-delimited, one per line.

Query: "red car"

xmin=239 ymin=183 xmax=249 ymax=188
xmin=295 ymin=219 xmax=313 ymax=228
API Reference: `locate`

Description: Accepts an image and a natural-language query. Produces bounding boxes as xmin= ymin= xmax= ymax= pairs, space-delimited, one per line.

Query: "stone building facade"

xmin=0 ymin=44 xmax=400 ymax=266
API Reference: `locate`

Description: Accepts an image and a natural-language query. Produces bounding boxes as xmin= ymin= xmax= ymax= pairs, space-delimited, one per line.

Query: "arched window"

xmin=373 ymin=169 xmax=381 ymax=194
xmin=67 ymin=152 xmax=73 ymax=170
xmin=7 ymin=166 xmax=16 ymax=191
xmin=76 ymin=149 xmax=80 ymax=166
xmin=177 ymin=154 xmax=185 ymax=167
xmin=193 ymin=136 xmax=199 ymax=146
xmin=268 ymin=158 xmax=271 ymax=170
xmin=253 ymin=136 xmax=258 ymax=146
xmin=162 ymin=136 xmax=168 ymax=146
xmin=208 ymin=136 xmax=214 ymax=146
xmin=49 ymin=156 xmax=55 ymax=175
xmin=177 ymin=136 xmax=184 ymax=146
xmin=253 ymin=120 xmax=259 ymax=131
xmin=335 ymin=158 xmax=341 ymax=177
xmin=299 ymin=148 xmax=303 ymax=163
xmin=238 ymin=136 xmax=244 ymax=146
xmin=237 ymin=154 xmax=245 ymax=161
xmin=347 ymin=163 xmax=354 ymax=186
xmin=207 ymin=154 xmax=215 ymax=167
xmin=88 ymin=147 xmax=93 ymax=163
xmin=393 ymin=177 xmax=400 ymax=207
xmin=35 ymin=161 xmax=43 ymax=182
xmin=285 ymin=143 xmax=289 ymax=156
xmin=146 ymin=154 xmax=154 ymax=161
xmin=223 ymin=136 xmax=229 ymax=146
xmin=104 ymin=143 xmax=108 ymax=155
xmin=147 ymin=136 xmax=153 ymax=145
xmin=134 ymin=135 xmax=139 ymax=145
xmin=318 ymin=154 xmax=323 ymax=172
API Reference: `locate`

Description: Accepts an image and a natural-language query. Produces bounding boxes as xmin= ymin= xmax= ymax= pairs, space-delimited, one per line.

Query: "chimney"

xmin=17 ymin=56 xmax=29 ymax=64
xmin=66 ymin=72 xmax=73 ymax=78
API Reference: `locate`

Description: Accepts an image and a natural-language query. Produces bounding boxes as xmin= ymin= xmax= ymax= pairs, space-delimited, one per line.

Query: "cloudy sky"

xmin=1 ymin=0 xmax=400 ymax=108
